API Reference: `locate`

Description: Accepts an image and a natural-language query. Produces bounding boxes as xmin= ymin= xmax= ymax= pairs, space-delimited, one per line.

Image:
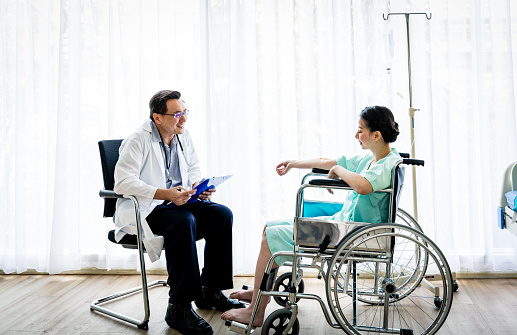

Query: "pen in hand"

xmin=181 ymin=187 xmax=202 ymax=202
xmin=166 ymin=187 xmax=201 ymax=206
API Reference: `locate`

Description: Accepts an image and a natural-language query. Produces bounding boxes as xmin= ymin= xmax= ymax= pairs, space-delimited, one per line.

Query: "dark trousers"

xmin=146 ymin=201 xmax=234 ymax=304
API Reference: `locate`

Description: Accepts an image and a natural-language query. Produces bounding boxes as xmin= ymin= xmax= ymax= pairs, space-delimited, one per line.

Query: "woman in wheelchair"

xmin=222 ymin=105 xmax=400 ymax=326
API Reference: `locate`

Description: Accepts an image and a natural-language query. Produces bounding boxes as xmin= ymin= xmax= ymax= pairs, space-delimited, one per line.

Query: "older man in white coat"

xmin=114 ymin=90 xmax=243 ymax=335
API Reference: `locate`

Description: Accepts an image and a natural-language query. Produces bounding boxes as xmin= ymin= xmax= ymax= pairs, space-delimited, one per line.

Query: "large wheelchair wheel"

xmin=331 ymin=210 xmax=428 ymax=305
xmin=396 ymin=208 xmax=424 ymax=232
xmin=261 ymin=308 xmax=300 ymax=335
xmin=326 ymin=223 xmax=453 ymax=335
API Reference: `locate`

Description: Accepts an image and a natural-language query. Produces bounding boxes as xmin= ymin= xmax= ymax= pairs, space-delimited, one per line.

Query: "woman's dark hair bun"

xmin=359 ymin=106 xmax=399 ymax=143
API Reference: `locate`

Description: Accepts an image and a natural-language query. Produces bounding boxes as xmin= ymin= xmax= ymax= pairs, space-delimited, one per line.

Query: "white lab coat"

xmin=113 ymin=119 xmax=202 ymax=262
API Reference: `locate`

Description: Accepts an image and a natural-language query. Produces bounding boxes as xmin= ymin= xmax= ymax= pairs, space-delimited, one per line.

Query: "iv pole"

xmin=383 ymin=12 xmax=431 ymax=222
xmin=382 ymin=12 xmax=458 ymax=293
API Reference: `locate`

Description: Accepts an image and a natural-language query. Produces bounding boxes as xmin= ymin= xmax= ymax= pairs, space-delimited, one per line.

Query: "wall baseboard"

xmin=0 ymin=268 xmax=169 ymax=275
xmin=2 ymin=268 xmax=517 ymax=279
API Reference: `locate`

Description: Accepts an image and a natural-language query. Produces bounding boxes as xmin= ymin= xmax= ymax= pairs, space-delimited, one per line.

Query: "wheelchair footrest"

xmin=225 ymin=320 xmax=254 ymax=334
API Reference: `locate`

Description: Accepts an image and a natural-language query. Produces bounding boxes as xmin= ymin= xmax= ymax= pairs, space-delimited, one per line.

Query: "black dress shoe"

xmin=194 ymin=287 xmax=246 ymax=312
xmin=165 ymin=302 xmax=213 ymax=335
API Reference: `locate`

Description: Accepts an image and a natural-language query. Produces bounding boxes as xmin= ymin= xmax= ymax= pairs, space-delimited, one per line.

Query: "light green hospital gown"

xmin=266 ymin=148 xmax=401 ymax=266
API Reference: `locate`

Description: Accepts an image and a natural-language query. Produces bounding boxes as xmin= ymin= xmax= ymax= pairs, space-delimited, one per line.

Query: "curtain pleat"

xmin=1 ymin=0 xmax=516 ymax=275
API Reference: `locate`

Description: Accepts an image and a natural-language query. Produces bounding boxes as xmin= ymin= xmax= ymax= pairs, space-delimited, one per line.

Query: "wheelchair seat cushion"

xmin=265 ymin=218 xmax=385 ymax=266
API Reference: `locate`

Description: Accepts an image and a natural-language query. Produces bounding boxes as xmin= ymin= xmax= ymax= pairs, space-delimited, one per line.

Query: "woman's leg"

xmin=221 ymin=229 xmax=278 ymax=327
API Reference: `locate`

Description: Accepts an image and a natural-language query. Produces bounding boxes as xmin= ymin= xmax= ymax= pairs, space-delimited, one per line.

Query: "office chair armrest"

xmin=99 ymin=189 xmax=124 ymax=198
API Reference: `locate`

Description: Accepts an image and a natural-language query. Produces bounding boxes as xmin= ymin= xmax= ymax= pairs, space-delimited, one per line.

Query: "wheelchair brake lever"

xmin=318 ymin=235 xmax=331 ymax=254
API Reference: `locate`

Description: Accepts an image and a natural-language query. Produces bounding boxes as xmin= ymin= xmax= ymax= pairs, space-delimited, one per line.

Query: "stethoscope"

xmin=159 ymin=133 xmax=184 ymax=180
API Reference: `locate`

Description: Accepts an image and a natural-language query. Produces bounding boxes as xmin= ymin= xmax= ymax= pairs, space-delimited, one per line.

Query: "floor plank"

xmin=0 ymin=275 xmax=516 ymax=334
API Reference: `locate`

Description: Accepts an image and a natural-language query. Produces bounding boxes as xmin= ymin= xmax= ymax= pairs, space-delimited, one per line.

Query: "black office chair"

xmin=90 ymin=139 xmax=167 ymax=330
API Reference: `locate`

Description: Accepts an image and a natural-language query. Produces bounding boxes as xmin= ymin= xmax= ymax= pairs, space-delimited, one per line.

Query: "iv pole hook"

xmin=383 ymin=12 xmax=432 ymax=20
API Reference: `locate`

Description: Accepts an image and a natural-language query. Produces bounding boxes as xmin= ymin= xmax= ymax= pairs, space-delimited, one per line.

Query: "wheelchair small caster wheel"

xmin=434 ymin=297 xmax=442 ymax=309
xmin=453 ymin=280 xmax=459 ymax=292
xmin=273 ymin=272 xmax=304 ymax=307
xmin=261 ymin=308 xmax=300 ymax=335
xmin=400 ymin=329 xmax=414 ymax=335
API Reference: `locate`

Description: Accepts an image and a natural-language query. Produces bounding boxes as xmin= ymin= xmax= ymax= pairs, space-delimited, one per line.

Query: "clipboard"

xmin=168 ymin=175 xmax=232 ymax=206
xmin=192 ymin=175 xmax=233 ymax=198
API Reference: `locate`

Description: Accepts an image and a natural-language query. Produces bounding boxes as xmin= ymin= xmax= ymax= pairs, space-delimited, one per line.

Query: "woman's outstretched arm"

xmin=276 ymin=158 xmax=337 ymax=176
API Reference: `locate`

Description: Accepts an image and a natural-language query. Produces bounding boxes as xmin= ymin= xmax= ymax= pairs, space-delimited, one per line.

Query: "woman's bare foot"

xmin=229 ymin=290 xmax=253 ymax=301
xmin=221 ymin=305 xmax=264 ymax=327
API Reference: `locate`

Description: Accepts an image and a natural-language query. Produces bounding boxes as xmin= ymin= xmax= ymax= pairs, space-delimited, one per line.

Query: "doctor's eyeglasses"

xmin=163 ymin=109 xmax=190 ymax=119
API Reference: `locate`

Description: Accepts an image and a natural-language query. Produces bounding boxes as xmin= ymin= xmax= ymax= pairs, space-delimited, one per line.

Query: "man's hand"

xmin=198 ymin=188 xmax=215 ymax=201
xmin=170 ymin=186 xmax=196 ymax=206
xmin=193 ymin=181 xmax=216 ymax=201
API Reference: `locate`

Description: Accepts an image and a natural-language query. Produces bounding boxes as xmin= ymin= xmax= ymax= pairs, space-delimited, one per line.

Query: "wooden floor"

xmin=0 ymin=274 xmax=516 ymax=334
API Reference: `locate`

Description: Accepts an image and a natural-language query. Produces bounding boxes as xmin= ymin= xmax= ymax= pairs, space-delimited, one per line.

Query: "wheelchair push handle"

xmin=399 ymin=152 xmax=425 ymax=166
xmin=402 ymin=158 xmax=425 ymax=166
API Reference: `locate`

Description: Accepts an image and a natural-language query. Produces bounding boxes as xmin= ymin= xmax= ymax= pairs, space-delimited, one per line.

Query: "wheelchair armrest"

xmin=309 ymin=179 xmax=351 ymax=188
xmin=311 ymin=168 xmax=330 ymax=174
xmin=99 ymin=189 xmax=124 ymax=198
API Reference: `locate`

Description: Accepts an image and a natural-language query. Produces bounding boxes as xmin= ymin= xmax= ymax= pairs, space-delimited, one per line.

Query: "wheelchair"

xmin=227 ymin=157 xmax=454 ymax=335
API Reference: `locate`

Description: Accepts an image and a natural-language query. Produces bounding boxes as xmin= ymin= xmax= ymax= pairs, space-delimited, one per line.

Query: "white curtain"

xmin=1 ymin=0 xmax=516 ymax=275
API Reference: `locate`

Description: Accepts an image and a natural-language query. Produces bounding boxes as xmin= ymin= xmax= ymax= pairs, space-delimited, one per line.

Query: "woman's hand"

xmin=327 ymin=166 xmax=373 ymax=195
xmin=276 ymin=160 xmax=295 ymax=176
xmin=326 ymin=165 xmax=345 ymax=194
xmin=327 ymin=165 xmax=344 ymax=180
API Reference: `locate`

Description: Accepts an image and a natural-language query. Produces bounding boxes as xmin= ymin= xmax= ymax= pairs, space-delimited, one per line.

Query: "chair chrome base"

xmin=90 ymin=279 xmax=168 ymax=330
